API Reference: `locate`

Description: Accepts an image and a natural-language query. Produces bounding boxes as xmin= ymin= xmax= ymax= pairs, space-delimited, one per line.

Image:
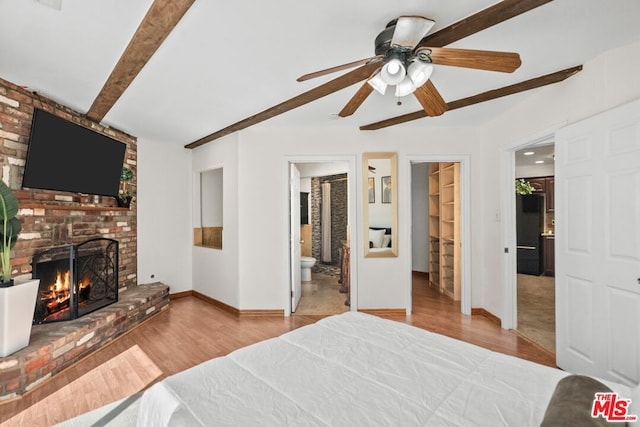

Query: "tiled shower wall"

xmin=311 ymin=174 xmax=347 ymax=276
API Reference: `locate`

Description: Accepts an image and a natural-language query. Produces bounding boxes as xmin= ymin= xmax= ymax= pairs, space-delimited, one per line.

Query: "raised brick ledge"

xmin=0 ymin=282 xmax=170 ymax=400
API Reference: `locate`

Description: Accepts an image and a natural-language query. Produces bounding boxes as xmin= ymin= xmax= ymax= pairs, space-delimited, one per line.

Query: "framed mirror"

xmin=363 ymin=152 xmax=397 ymax=257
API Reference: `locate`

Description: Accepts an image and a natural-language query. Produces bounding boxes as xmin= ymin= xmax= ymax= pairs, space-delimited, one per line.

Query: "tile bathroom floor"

xmin=293 ymin=272 xmax=349 ymax=315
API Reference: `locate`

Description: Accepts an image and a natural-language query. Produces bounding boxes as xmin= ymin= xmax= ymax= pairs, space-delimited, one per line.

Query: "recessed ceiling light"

xmin=535 ymin=160 xmax=544 ymax=164
xmin=523 ymin=151 xmax=535 ymax=156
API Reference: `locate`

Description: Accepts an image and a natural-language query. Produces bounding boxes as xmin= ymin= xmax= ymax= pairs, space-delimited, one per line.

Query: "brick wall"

xmin=311 ymin=174 xmax=347 ymax=276
xmin=0 ymin=77 xmax=137 ymax=289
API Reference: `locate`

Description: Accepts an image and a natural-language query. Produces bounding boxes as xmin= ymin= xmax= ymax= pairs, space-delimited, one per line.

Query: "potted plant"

xmin=0 ymin=180 xmax=22 ymax=288
xmin=116 ymin=167 xmax=134 ymax=208
xmin=0 ymin=179 xmax=39 ymax=356
xmin=515 ymin=178 xmax=535 ymax=195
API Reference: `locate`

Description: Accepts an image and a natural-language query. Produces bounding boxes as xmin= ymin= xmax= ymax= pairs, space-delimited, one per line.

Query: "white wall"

xmin=411 ymin=162 xmax=429 ymax=272
xmin=477 ymin=40 xmax=640 ymax=318
xmin=233 ymin=126 xmax=478 ymax=311
xmin=141 ymin=41 xmax=640 ymax=319
xmin=297 ymin=162 xmax=348 ymax=178
xmin=300 ymin=177 xmax=311 ymax=193
xmin=199 ymin=167 xmax=223 ymax=227
xmin=137 ymin=138 xmax=192 ymax=293
xmin=515 ymin=163 xmax=555 ymax=178
xmin=191 ymin=134 xmax=240 ymax=307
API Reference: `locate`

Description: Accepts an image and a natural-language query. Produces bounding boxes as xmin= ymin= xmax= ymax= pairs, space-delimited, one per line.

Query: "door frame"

xmin=290 ymin=163 xmax=302 ymax=312
xmin=283 ymin=155 xmax=358 ymax=316
xmin=404 ymin=155 xmax=471 ymax=316
xmin=500 ymin=133 xmax=554 ymax=329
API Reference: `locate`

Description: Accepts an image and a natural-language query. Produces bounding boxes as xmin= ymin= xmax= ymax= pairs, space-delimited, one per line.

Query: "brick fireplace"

xmin=0 ymin=77 xmax=154 ymax=399
xmin=0 ymin=77 xmax=137 ymax=290
xmin=32 ymin=238 xmax=119 ymax=324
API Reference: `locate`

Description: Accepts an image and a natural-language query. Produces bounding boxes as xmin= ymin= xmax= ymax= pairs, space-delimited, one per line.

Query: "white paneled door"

xmin=290 ymin=164 xmax=302 ymax=313
xmin=555 ymin=99 xmax=640 ymax=386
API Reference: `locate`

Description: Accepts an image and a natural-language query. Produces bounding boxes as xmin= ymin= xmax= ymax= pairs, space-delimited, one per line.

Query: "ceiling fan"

xmin=296 ymin=15 xmax=522 ymax=119
xmin=185 ymin=0 xmax=584 ymax=149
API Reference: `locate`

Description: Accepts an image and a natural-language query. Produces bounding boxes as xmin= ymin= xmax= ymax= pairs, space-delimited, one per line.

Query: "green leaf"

xmin=0 ymin=217 xmax=21 ymax=245
xmin=515 ymin=178 xmax=535 ymax=195
xmin=0 ymin=180 xmax=18 ymax=220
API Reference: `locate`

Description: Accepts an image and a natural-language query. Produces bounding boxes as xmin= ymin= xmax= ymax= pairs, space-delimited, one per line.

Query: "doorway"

xmin=511 ymin=142 xmax=556 ymax=353
xmin=407 ymin=157 xmax=470 ymax=316
xmin=288 ymin=159 xmax=354 ymax=316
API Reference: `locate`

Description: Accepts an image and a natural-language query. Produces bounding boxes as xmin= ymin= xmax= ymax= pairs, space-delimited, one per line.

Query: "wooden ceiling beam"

xmin=86 ymin=0 xmax=195 ymax=123
xmin=185 ymin=61 xmax=382 ymax=149
xmin=359 ymin=65 xmax=583 ymax=131
xmin=417 ymin=0 xmax=554 ymax=48
xmin=186 ymin=0 xmax=556 ymax=148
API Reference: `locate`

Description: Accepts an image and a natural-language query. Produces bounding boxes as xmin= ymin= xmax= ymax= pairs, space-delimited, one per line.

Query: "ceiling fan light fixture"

xmin=407 ymin=61 xmax=433 ymax=87
xmin=381 ymin=58 xmax=406 ymax=85
xmin=367 ymin=72 xmax=388 ymax=95
xmin=391 ymin=16 xmax=435 ymax=48
xmin=394 ymin=76 xmax=417 ymax=97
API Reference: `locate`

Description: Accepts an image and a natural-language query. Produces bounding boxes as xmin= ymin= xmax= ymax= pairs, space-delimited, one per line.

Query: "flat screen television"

xmin=22 ymin=109 xmax=126 ymax=197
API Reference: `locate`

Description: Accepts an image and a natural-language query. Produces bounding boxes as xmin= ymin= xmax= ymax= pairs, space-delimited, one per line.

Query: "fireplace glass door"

xmin=32 ymin=238 xmax=119 ymax=324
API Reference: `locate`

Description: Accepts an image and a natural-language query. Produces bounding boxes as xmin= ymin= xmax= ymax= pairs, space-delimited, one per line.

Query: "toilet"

xmin=300 ymin=256 xmax=316 ymax=282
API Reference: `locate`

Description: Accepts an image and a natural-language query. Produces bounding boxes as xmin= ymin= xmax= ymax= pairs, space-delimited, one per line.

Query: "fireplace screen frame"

xmin=32 ymin=237 xmax=119 ymax=324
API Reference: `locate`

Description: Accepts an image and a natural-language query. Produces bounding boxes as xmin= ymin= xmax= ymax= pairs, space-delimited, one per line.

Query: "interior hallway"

xmin=517 ymin=273 xmax=556 ymax=354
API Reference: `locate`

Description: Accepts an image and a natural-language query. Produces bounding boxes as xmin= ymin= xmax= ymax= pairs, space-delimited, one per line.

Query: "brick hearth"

xmin=0 ymin=283 xmax=169 ymax=400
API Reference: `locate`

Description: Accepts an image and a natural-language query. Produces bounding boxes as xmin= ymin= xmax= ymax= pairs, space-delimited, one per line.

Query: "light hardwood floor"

xmin=0 ymin=275 xmax=557 ymax=425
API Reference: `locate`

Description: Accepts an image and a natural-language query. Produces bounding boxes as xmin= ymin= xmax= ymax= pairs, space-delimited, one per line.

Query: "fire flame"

xmin=40 ymin=270 xmax=91 ymax=312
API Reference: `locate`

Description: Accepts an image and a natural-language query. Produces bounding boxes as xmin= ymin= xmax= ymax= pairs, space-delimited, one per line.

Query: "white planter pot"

xmin=0 ymin=279 xmax=40 ymax=357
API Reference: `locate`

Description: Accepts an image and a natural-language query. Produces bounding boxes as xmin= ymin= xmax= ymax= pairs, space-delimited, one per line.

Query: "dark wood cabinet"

xmin=543 ymin=236 xmax=555 ymax=276
xmin=527 ymin=177 xmax=547 ymax=193
xmin=545 ymin=177 xmax=554 ymax=212
xmin=522 ymin=176 xmax=554 ymax=212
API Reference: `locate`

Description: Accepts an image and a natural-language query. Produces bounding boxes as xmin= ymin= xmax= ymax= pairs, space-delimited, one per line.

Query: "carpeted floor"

xmin=517 ymin=274 xmax=555 ymax=354
xmin=293 ymin=273 xmax=349 ymax=315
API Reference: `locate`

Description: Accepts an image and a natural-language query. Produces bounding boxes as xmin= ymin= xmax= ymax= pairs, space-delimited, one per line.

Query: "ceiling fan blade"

xmin=185 ymin=61 xmax=382 ymax=148
xmin=360 ymin=65 xmax=583 ymax=130
xmin=413 ymin=80 xmax=447 ymax=116
xmin=338 ymin=66 xmax=384 ymax=118
xmin=425 ymin=47 xmax=521 ymax=73
xmin=391 ymin=16 xmax=435 ymax=49
xmin=416 ymin=0 xmax=554 ymax=48
xmin=296 ymin=56 xmax=382 ymax=82
xmin=338 ymin=82 xmax=374 ymax=117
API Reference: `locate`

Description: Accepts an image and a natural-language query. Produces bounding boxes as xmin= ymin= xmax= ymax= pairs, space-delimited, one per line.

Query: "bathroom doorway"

xmin=288 ymin=159 xmax=354 ymax=315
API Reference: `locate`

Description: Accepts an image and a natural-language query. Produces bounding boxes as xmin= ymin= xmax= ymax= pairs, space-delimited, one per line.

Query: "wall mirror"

xmin=363 ymin=152 xmax=397 ymax=257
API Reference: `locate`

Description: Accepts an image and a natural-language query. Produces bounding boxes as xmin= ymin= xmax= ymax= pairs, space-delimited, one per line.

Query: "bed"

xmin=136 ymin=312 xmax=636 ymax=426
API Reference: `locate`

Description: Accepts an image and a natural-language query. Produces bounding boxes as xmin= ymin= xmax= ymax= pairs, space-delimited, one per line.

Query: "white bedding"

xmin=138 ymin=312 xmax=632 ymax=426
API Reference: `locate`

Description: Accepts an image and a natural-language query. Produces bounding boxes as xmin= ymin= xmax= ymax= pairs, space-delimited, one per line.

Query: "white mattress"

xmin=138 ymin=312 xmax=632 ymax=426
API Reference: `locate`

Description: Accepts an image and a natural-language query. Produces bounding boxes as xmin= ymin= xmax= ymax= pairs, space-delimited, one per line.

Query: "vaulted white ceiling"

xmin=1 ymin=0 xmax=639 ymax=146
